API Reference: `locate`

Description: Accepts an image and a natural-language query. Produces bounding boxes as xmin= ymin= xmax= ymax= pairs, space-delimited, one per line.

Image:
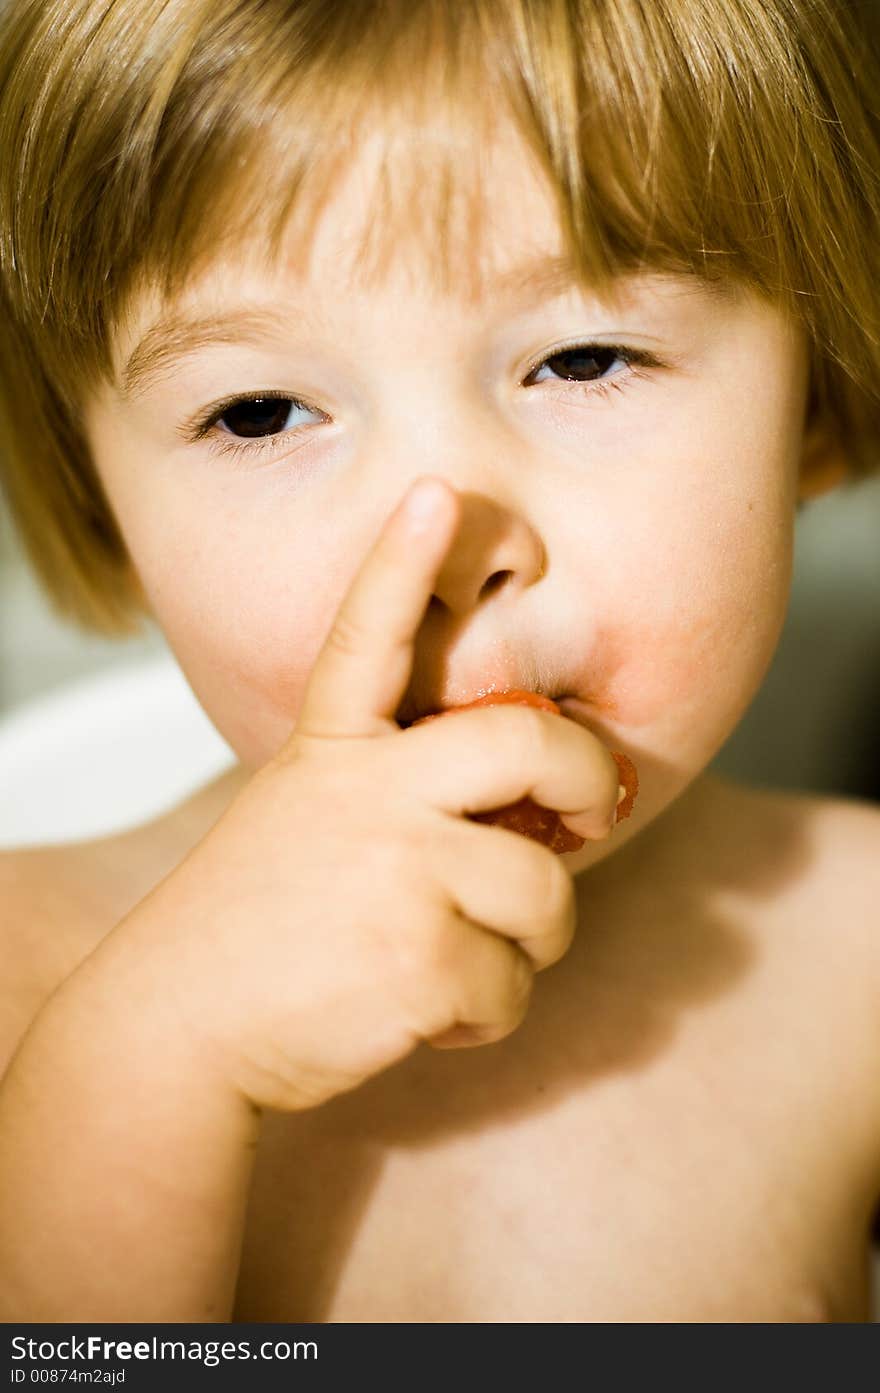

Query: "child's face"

xmin=85 ymin=117 xmax=811 ymax=872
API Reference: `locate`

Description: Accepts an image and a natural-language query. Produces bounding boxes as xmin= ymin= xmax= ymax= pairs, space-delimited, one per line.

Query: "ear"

xmin=797 ymin=405 xmax=850 ymax=502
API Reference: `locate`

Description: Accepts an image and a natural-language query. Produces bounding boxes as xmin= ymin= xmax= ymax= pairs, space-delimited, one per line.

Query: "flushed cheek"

xmin=577 ymin=503 xmax=793 ymax=758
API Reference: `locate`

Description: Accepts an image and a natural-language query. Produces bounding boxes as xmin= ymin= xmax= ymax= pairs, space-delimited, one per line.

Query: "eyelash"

xmin=183 ymin=342 xmax=661 ymax=464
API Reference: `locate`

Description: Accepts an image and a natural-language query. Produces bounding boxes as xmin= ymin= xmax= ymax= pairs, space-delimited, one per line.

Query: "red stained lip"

xmin=399 ymin=692 xmax=600 ymax=729
xmin=399 ymin=690 xmax=570 ymax=728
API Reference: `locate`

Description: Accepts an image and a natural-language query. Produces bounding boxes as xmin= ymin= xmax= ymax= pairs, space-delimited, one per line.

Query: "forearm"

xmin=0 ymin=926 xmax=261 ymax=1321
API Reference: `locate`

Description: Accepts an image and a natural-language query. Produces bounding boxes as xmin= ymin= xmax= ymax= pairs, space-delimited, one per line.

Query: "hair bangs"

xmin=7 ymin=0 xmax=871 ymax=392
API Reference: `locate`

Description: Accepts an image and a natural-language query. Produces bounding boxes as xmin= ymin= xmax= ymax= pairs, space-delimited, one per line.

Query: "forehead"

xmin=110 ymin=106 xmax=739 ymax=398
xmin=119 ymin=114 xmax=582 ymax=333
xmin=280 ymin=120 xmax=568 ymax=298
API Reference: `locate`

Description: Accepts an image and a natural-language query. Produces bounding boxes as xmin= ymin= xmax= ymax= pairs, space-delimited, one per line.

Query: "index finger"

xmin=295 ymin=477 xmax=459 ymax=741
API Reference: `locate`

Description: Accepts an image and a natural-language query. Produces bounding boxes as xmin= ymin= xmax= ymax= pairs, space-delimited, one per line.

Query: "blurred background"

xmin=1 ymin=473 xmax=879 ymax=834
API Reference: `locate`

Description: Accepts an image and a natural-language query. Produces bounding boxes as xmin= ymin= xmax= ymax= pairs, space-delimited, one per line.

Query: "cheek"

xmin=579 ymin=464 xmax=795 ymax=747
xmin=592 ymin=555 xmax=789 ymax=740
xmin=89 ymin=434 xmax=338 ymax=766
xmin=134 ymin=515 xmax=347 ymax=768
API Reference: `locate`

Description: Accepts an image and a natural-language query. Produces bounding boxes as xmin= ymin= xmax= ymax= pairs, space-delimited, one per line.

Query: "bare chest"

xmin=22 ymin=776 xmax=878 ymax=1322
xmin=231 ymin=884 xmax=876 ymax=1322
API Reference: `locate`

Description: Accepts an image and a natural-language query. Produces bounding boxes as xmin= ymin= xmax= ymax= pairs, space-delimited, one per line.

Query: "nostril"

xmin=480 ymin=570 xmax=513 ymax=600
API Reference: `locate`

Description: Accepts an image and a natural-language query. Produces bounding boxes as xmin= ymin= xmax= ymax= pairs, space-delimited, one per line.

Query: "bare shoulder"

xmin=699 ymin=771 xmax=880 ymax=1022
xmin=0 ymin=830 xmax=169 ymax=1077
xmin=0 ymin=772 xmax=244 ymax=1075
xmin=709 ymin=771 xmax=880 ymax=917
xmin=698 ymin=772 xmax=880 ymax=1195
xmin=0 ymin=844 xmax=100 ymax=1074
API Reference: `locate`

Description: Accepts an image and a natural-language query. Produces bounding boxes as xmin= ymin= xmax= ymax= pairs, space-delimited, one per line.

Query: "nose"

xmin=427 ymin=487 xmax=546 ymax=616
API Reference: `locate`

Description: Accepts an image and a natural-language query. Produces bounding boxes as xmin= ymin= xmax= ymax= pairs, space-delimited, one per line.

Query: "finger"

xmin=397 ymin=703 xmax=622 ymax=840
xmin=295 ymin=477 xmax=459 ymax=742
xmin=418 ymin=912 xmax=536 ymax=1049
xmin=425 ymin=815 xmax=577 ymax=971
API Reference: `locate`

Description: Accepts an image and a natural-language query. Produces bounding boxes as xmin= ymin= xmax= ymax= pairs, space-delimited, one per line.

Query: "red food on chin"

xmin=408 ymin=688 xmax=638 ymax=854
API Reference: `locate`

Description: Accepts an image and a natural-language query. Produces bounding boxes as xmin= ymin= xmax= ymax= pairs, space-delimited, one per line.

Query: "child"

xmin=1 ymin=0 xmax=879 ymax=1322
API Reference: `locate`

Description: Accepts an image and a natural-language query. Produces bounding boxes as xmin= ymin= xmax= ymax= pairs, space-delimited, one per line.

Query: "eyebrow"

xmin=119 ymin=254 xmax=583 ymax=400
xmin=117 ymin=254 xmax=726 ymax=402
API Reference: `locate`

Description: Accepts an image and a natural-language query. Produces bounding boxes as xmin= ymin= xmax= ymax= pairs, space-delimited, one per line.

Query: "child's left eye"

xmin=524 ymin=341 xmax=652 ymax=391
xmin=184 ymin=341 xmax=660 ymax=464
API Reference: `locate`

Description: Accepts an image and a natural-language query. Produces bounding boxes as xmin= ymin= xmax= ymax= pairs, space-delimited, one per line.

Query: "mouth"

xmin=553 ymin=694 xmax=594 ymax=729
xmin=396 ymin=689 xmax=575 ymax=729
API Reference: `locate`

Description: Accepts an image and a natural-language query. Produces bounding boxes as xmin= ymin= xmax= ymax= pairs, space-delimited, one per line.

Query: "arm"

xmin=0 ymin=911 xmax=262 ymax=1322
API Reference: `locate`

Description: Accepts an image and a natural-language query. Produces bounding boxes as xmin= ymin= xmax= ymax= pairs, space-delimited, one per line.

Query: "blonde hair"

xmin=1 ymin=0 xmax=878 ymax=635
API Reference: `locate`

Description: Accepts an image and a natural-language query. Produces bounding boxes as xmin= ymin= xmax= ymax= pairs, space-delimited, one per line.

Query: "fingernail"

xmin=617 ymin=784 xmax=626 ymax=806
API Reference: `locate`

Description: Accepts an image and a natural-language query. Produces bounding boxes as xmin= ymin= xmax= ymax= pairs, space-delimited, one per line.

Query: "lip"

xmin=399 ymin=688 xmax=575 ymax=728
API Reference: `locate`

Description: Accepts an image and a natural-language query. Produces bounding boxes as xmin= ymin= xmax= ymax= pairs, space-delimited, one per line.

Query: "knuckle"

xmin=510 ymin=947 xmax=535 ymax=1004
xmin=368 ymin=827 xmax=422 ymax=887
xmin=325 ymin=610 xmax=367 ymax=662
xmin=395 ymin=903 xmax=459 ymax=986
xmin=498 ymin=704 xmax=549 ymax=766
xmin=511 ymin=840 xmax=574 ymax=929
xmin=500 ymin=951 xmax=534 ymax=1030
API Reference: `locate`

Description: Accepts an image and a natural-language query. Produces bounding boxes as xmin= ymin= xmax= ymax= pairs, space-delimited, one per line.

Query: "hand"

xmin=123 ymin=478 xmax=623 ymax=1113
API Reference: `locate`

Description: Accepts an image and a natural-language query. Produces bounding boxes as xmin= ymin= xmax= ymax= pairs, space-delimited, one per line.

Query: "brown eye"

xmin=215 ymin=396 xmax=299 ymax=438
xmin=527 ymin=344 xmax=623 ymax=386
